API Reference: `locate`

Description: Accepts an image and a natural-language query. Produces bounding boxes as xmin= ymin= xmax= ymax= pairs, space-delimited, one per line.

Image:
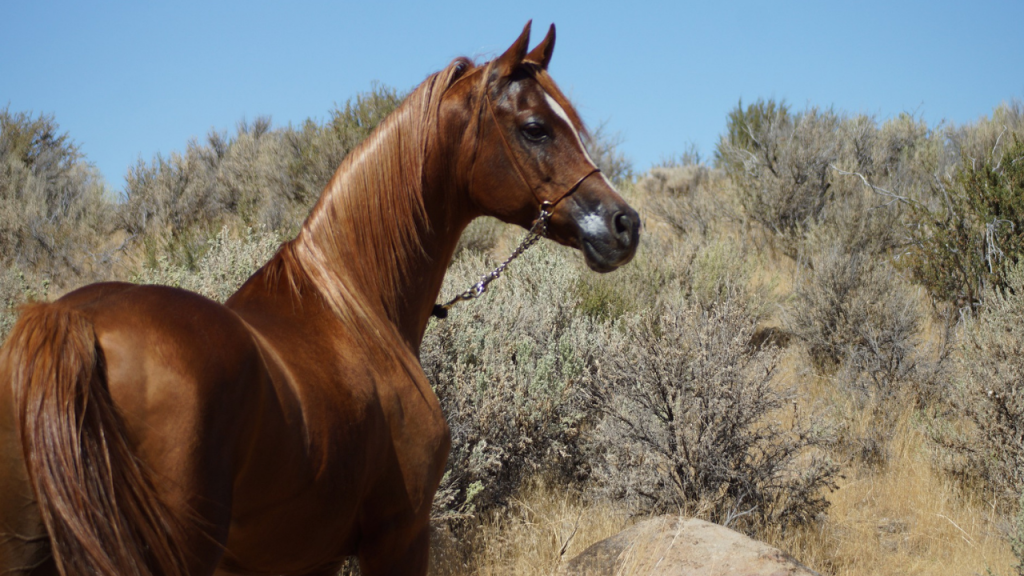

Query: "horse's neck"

xmin=291 ymin=147 xmax=468 ymax=352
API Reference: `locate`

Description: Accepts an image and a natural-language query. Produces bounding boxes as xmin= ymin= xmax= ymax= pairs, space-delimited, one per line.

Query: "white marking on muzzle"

xmin=579 ymin=211 xmax=608 ymax=238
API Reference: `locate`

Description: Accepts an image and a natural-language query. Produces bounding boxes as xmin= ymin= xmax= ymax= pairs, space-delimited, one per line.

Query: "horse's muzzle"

xmin=577 ymin=204 xmax=640 ymax=273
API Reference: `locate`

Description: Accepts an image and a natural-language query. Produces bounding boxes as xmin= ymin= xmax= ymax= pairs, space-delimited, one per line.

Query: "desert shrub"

xmin=452 ymin=216 xmax=505 ymax=260
xmin=121 ymin=136 xmax=226 ymax=243
xmin=286 ymin=83 xmax=404 ymax=206
xmin=717 ymin=98 xmax=949 ymax=262
xmin=684 ymin=237 xmax=760 ymax=312
xmin=327 ymin=83 xmax=404 ymax=146
xmin=638 ymin=165 xmax=718 ymax=237
xmin=790 ymin=240 xmax=920 ymax=386
xmin=873 ymin=113 xmax=941 ymax=194
xmin=572 ymin=229 xmax=681 ymax=323
xmin=937 ymin=261 xmax=1024 ymax=511
xmin=422 ymin=242 xmax=600 ymax=522
xmin=656 ymin=142 xmax=704 ymax=169
xmin=121 ymin=118 xmax=292 ymax=239
xmin=0 ymin=107 xmax=115 ymax=282
xmin=573 ymin=272 xmax=634 ymax=322
xmin=714 ymin=97 xmax=791 ymax=177
xmin=787 ymin=235 xmax=926 ymax=468
xmin=216 ymin=119 xmax=294 ymax=229
xmin=717 ymin=102 xmax=845 ymax=248
xmin=132 ymin=226 xmax=281 ymax=302
xmin=122 ymin=84 xmax=404 ymax=257
xmin=943 ymin=99 xmax=1024 ymax=173
xmin=1015 ymin=491 xmax=1024 ymax=576
xmin=584 ymin=296 xmax=837 ymax=532
xmin=905 ymin=138 xmax=1024 ymax=312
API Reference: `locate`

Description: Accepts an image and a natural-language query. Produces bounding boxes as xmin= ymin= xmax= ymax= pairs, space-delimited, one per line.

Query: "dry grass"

xmin=761 ymin=408 xmax=1014 ymax=576
xmin=431 ymin=480 xmax=632 ymax=576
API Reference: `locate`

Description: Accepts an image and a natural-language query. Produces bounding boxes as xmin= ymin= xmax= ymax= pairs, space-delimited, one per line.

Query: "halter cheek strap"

xmin=484 ymin=92 xmax=600 ymax=216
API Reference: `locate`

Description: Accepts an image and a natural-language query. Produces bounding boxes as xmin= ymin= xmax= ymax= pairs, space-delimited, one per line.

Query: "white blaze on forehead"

xmin=543 ymin=92 xmax=596 ymax=167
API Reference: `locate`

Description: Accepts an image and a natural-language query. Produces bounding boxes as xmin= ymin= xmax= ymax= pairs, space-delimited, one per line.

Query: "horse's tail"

xmin=6 ymin=302 xmax=190 ymax=576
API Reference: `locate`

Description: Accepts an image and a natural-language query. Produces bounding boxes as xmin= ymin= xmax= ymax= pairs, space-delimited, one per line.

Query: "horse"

xmin=0 ymin=21 xmax=640 ymax=576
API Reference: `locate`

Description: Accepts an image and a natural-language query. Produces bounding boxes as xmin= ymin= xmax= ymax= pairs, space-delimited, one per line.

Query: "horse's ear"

xmin=525 ymin=23 xmax=555 ymax=70
xmin=491 ymin=21 xmax=532 ymax=80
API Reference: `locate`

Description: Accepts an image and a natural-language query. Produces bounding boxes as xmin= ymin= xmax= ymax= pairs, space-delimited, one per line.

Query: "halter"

xmin=430 ymin=89 xmax=600 ymax=320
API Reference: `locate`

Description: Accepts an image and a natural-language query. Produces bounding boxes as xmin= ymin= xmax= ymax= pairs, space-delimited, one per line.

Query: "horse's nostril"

xmin=613 ymin=212 xmax=636 ymax=245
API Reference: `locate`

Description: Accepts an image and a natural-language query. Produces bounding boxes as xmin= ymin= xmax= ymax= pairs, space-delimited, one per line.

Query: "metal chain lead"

xmin=431 ymin=206 xmax=551 ymax=319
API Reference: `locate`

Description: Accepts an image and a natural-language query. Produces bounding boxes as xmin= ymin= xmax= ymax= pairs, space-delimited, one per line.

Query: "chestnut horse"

xmin=0 ymin=22 xmax=639 ymax=576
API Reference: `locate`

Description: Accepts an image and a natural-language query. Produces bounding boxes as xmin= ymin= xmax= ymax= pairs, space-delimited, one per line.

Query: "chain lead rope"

xmin=431 ymin=205 xmax=552 ymax=320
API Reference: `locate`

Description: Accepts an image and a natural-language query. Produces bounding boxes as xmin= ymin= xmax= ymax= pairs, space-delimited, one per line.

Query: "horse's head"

xmin=459 ymin=22 xmax=640 ymax=272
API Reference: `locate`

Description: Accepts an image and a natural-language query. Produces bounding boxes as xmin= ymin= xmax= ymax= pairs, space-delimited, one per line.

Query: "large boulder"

xmin=560 ymin=516 xmax=819 ymax=576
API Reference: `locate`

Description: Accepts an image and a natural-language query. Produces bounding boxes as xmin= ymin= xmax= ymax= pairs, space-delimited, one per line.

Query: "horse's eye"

xmin=520 ymin=122 xmax=549 ymax=143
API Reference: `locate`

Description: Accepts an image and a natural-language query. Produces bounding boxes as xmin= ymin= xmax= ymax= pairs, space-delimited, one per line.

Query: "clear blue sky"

xmin=3 ymin=0 xmax=1023 ymax=190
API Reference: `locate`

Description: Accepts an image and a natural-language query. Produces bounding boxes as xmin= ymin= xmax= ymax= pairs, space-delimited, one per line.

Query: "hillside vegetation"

xmin=2 ymin=92 xmax=1024 ymax=575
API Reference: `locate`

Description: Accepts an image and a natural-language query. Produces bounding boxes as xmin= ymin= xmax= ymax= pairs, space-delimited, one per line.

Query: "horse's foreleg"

xmin=357 ymin=519 xmax=430 ymax=576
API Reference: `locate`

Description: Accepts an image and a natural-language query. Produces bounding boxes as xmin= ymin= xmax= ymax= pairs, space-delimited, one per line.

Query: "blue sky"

xmin=3 ymin=0 xmax=1023 ymax=189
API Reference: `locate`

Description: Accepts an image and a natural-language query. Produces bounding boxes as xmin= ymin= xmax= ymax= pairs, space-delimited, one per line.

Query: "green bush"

xmin=905 ymin=138 xmax=1024 ymax=311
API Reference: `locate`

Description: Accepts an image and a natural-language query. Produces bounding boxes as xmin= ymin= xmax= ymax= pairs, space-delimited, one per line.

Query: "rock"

xmin=560 ymin=516 xmax=820 ymax=576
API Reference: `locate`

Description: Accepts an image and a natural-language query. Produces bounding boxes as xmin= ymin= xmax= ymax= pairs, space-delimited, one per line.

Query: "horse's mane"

xmin=265 ymin=59 xmax=472 ymax=337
